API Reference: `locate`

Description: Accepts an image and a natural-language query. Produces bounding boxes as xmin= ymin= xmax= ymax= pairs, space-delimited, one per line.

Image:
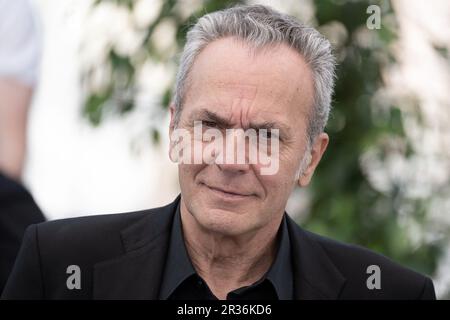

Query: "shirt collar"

xmin=264 ymin=214 xmax=293 ymax=300
xmin=158 ymin=202 xmax=293 ymax=300
xmin=159 ymin=202 xmax=196 ymax=300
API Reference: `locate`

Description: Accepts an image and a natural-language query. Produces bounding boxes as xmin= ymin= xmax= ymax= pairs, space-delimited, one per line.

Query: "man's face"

xmin=170 ymin=37 xmax=327 ymax=236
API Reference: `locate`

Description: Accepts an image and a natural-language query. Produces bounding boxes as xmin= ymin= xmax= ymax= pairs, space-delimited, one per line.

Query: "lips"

xmin=202 ymin=183 xmax=252 ymax=198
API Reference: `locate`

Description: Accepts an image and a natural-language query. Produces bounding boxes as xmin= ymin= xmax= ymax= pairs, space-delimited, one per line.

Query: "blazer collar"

xmin=286 ymin=215 xmax=347 ymax=299
xmin=93 ymin=195 xmax=180 ymax=299
xmin=93 ymin=194 xmax=346 ymax=300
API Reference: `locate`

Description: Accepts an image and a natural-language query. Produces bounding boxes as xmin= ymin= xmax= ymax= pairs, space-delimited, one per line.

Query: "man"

xmin=2 ymin=4 xmax=435 ymax=299
xmin=0 ymin=0 xmax=45 ymax=293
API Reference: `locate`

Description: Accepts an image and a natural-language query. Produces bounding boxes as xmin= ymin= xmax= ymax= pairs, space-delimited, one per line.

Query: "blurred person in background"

xmin=0 ymin=0 xmax=45 ymax=293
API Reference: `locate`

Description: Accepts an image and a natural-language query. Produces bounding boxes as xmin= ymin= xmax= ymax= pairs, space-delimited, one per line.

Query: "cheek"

xmin=255 ymin=146 xmax=301 ymax=181
xmin=256 ymin=169 xmax=296 ymax=200
xmin=178 ymin=164 xmax=204 ymax=187
xmin=279 ymin=144 xmax=307 ymax=174
xmin=253 ymin=146 xmax=302 ymax=199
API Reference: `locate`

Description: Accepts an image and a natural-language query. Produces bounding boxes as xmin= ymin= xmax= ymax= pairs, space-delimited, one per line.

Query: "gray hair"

xmin=173 ymin=4 xmax=336 ymax=146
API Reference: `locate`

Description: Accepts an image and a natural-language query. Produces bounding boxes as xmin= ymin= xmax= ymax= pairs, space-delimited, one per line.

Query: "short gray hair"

xmin=173 ymin=4 xmax=336 ymax=145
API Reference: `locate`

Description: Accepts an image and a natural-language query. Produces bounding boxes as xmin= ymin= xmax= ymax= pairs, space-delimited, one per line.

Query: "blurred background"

xmin=5 ymin=0 xmax=450 ymax=298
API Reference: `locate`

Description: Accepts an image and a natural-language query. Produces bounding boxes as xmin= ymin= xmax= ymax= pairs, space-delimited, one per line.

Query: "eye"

xmin=203 ymin=120 xmax=217 ymax=128
xmin=259 ymin=130 xmax=272 ymax=139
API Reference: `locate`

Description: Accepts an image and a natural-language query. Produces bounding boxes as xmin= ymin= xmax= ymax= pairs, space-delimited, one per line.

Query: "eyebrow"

xmin=188 ymin=108 xmax=292 ymax=136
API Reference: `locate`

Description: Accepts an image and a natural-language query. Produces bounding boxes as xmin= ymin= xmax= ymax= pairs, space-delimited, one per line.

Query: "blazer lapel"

xmin=93 ymin=196 xmax=180 ymax=299
xmin=286 ymin=215 xmax=347 ymax=299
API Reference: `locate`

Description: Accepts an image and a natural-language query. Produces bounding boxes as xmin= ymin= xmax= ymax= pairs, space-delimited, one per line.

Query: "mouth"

xmin=201 ymin=183 xmax=253 ymax=200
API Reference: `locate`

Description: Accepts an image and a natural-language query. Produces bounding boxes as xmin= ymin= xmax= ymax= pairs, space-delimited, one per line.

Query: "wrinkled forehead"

xmin=183 ymin=38 xmax=314 ymax=126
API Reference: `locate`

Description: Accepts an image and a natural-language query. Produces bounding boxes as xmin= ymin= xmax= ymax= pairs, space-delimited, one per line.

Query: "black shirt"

xmin=158 ymin=203 xmax=293 ymax=300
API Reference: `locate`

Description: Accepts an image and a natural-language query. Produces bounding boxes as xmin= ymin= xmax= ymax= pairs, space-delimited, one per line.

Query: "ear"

xmin=169 ymin=103 xmax=176 ymax=131
xmin=298 ymin=132 xmax=329 ymax=187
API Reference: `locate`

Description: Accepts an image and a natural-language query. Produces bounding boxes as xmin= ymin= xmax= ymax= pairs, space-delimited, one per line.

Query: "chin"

xmin=194 ymin=207 xmax=256 ymax=236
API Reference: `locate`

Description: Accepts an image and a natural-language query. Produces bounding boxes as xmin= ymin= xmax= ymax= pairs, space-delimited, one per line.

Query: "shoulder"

xmin=0 ymin=0 xmax=41 ymax=85
xmin=303 ymin=228 xmax=435 ymax=299
xmin=36 ymin=210 xmax=148 ymax=246
xmin=2 ymin=201 xmax=177 ymax=299
xmin=33 ymin=205 xmax=166 ymax=260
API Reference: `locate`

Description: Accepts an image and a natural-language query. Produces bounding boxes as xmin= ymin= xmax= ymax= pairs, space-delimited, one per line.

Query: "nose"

xmin=216 ymin=162 xmax=250 ymax=174
xmin=214 ymin=129 xmax=252 ymax=173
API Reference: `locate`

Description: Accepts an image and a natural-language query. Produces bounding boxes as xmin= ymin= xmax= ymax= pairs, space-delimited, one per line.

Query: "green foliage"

xmin=305 ymin=0 xmax=442 ymax=275
xmin=82 ymin=0 xmax=243 ymax=125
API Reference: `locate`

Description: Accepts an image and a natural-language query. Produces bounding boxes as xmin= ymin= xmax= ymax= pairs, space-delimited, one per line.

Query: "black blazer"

xmin=0 ymin=173 xmax=45 ymax=294
xmin=1 ymin=195 xmax=435 ymax=299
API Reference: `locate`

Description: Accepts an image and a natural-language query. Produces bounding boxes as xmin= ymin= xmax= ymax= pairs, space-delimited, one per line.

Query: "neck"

xmin=180 ymin=200 xmax=282 ymax=300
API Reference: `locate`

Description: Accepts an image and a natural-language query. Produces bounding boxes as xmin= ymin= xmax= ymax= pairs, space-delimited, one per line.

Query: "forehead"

xmin=183 ymin=37 xmax=314 ymax=123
